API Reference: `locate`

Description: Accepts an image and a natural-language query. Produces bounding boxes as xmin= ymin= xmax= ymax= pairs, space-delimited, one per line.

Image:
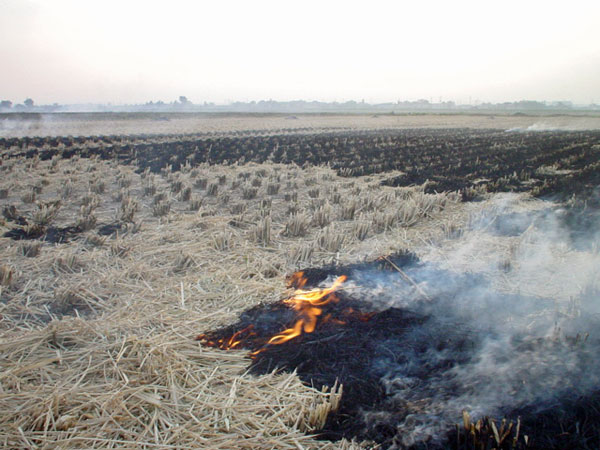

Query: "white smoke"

xmin=344 ymin=193 xmax=600 ymax=446
xmin=0 ymin=114 xmax=47 ymax=137
xmin=512 ymin=122 xmax=561 ymax=132
xmin=505 ymin=121 xmax=597 ymax=132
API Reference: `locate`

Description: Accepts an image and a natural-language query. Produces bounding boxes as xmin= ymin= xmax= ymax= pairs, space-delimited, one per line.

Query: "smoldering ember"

xmin=1 ymin=113 xmax=600 ymax=450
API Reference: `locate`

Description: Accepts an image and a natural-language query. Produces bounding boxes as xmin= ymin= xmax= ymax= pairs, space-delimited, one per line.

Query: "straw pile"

xmin=0 ymin=153 xmax=460 ymax=448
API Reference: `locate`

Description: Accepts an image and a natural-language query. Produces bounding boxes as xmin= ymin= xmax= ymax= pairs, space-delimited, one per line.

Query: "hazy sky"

xmin=1 ymin=0 xmax=599 ymax=105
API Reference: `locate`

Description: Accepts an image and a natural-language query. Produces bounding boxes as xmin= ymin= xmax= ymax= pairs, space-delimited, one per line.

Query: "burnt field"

xmin=1 ymin=125 xmax=600 ymax=450
xmin=2 ymin=128 xmax=600 ymax=201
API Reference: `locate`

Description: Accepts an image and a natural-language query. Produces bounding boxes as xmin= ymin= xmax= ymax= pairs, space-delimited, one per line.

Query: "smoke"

xmin=0 ymin=114 xmax=46 ymax=137
xmin=506 ymin=122 xmax=561 ymax=132
xmin=342 ymin=193 xmax=600 ymax=447
xmin=505 ymin=121 xmax=595 ymax=132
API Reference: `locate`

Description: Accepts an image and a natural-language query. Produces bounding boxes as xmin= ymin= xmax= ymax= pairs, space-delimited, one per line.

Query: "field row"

xmin=3 ymin=129 xmax=600 ymax=200
xmin=0 ymin=154 xmax=457 ymax=326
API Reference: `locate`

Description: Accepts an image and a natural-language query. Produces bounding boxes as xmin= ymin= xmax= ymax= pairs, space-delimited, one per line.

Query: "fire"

xmin=197 ymin=325 xmax=256 ymax=350
xmin=197 ymin=272 xmax=353 ymax=355
xmin=287 ymin=271 xmax=308 ymax=289
xmin=264 ymin=274 xmax=347 ymax=347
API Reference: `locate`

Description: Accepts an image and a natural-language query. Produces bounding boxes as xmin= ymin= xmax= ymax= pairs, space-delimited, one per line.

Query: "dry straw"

xmin=0 ymin=154 xmax=460 ymax=449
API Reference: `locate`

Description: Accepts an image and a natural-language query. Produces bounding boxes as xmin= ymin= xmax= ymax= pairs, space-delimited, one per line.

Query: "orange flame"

xmin=197 ymin=325 xmax=256 ymax=350
xmin=287 ymin=271 xmax=308 ymax=289
xmin=251 ymin=274 xmax=347 ymax=355
xmin=198 ymin=272 xmax=357 ymax=356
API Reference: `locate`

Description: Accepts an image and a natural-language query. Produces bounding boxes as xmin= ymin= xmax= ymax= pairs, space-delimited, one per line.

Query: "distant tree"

xmin=0 ymin=100 xmax=12 ymax=109
xmin=179 ymin=96 xmax=190 ymax=105
xmin=24 ymin=98 xmax=34 ymax=108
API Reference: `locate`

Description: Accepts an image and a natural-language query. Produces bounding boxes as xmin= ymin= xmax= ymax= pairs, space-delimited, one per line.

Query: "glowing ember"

xmin=196 ymin=325 xmax=256 ymax=350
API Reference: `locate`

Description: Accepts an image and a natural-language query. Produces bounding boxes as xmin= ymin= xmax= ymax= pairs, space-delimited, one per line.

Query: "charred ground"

xmin=2 ymin=128 xmax=600 ymax=200
xmin=200 ymin=252 xmax=600 ymax=450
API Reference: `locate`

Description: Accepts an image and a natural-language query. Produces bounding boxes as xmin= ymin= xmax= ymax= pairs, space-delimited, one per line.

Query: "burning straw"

xmin=6 ymin=156 xmax=453 ymax=449
xmin=6 ymin=145 xmax=598 ymax=449
xmin=197 ymin=196 xmax=600 ymax=449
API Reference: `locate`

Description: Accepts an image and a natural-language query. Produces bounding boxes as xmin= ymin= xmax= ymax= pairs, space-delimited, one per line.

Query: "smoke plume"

xmin=340 ymin=193 xmax=599 ymax=446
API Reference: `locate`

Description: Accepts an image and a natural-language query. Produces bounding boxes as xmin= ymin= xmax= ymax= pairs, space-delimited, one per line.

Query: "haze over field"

xmin=3 ymin=1 xmax=600 ymax=449
xmin=1 ymin=0 xmax=600 ymax=106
